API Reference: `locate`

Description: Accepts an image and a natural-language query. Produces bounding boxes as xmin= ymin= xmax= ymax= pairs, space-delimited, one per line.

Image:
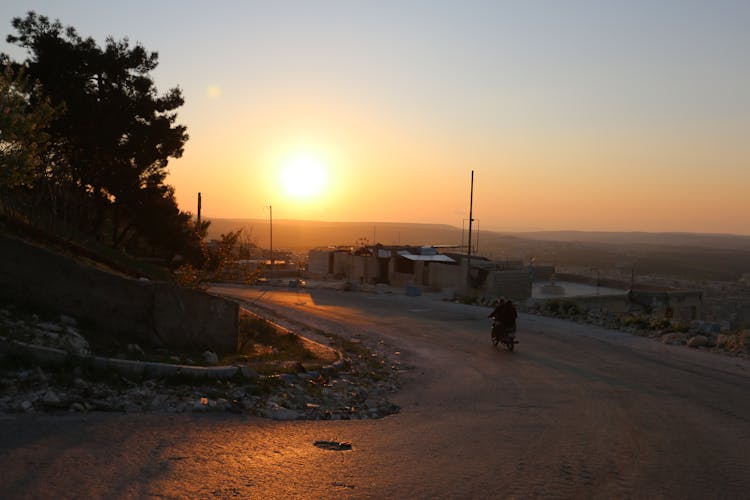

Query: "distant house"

xmin=307 ymin=245 xmax=532 ymax=300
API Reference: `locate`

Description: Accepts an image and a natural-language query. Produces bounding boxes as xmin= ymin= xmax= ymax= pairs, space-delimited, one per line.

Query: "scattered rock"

xmin=687 ymin=335 xmax=709 ymax=348
xmin=59 ymin=315 xmax=77 ymax=327
xmin=69 ymin=402 xmax=86 ymax=412
xmin=42 ymin=390 xmax=61 ymax=405
xmin=661 ymin=333 xmax=685 ymax=345
xmin=716 ymin=334 xmax=731 ymax=348
xmin=202 ymin=351 xmax=219 ymax=365
xmin=37 ymin=322 xmax=63 ymax=333
xmin=240 ymin=366 xmax=259 ymax=379
xmin=0 ymin=304 xmax=402 ymax=420
xmin=61 ymin=331 xmax=91 ymax=357
xmin=127 ymin=343 xmax=146 ymax=360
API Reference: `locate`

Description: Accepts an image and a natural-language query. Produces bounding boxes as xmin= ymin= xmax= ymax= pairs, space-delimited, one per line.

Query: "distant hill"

xmin=206 ymin=218 xmax=750 ymax=252
xmin=510 ymin=231 xmax=750 ymax=251
xmin=204 ymin=218 xmax=750 ymax=282
xmin=205 ymin=218 xmax=466 ymax=250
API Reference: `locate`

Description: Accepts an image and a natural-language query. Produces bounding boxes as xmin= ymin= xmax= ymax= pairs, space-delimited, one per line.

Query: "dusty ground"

xmin=1 ymin=286 xmax=749 ymax=499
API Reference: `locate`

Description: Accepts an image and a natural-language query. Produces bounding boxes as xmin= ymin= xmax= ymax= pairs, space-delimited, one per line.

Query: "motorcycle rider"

xmin=488 ymin=298 xmax=517 ymax=340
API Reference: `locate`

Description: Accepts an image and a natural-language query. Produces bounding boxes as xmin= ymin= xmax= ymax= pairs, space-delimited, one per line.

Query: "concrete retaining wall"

xmin=487 ymin=269 xmax=532 ymax=300
xmin=0 ymin=234 xmax=238 ymax=354
xmin=307 ymin=250 xmax=331 ymax=277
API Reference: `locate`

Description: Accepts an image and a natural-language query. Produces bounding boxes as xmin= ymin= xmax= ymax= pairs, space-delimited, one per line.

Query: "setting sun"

xmin=278 ymin=153 xmax=329 ymax=199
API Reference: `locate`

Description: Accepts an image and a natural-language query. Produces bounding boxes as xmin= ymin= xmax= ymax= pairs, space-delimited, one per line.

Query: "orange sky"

xmin=3 ymin=1 xmax=750 ymax=234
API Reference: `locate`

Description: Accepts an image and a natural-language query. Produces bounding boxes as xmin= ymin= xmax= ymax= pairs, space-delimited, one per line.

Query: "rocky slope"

xmin=0 ymin=305 xmax=402 ymax=420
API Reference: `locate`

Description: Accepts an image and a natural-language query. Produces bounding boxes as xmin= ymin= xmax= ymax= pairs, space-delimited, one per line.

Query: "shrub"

xmin=543 ymin=299 xmax=581 ymax=317
xmin=623 ymin=315 xmax=650 ymax=329
xmin=650 ymin=318 xmax=672 ymax=331
xmin=724 ymin=330 xmax=747 ymax=352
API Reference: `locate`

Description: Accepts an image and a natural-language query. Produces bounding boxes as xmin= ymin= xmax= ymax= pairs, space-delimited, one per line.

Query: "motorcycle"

xmin=491 ymin=321 xmax=518 ymax=352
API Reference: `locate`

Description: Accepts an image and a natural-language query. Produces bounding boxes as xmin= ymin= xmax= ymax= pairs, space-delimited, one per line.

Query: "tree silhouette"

xmin=4 ymin=11 xmax=194 ymax=255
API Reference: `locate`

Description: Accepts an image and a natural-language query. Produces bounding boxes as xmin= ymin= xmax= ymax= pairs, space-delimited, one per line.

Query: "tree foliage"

xmin=175 ymin=229 xmax=259 ymax=289
xmin=0 ymin=62 xmax=55 ymax=191
xmin=2 ymin=11 xmax=204 ymax=264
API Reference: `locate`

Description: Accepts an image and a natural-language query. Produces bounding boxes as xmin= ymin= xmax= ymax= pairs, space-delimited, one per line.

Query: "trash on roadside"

xmin=313 ymin=440 xmax=352 ymax=451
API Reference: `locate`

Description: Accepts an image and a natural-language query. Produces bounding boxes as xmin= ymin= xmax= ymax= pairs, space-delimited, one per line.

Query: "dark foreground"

xmin=2 ymin=287 xmax=749 ymax=499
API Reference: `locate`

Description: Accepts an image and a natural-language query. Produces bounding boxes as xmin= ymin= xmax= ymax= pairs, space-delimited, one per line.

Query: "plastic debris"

xmin=313 ymin=440 xmax=352 ymax=451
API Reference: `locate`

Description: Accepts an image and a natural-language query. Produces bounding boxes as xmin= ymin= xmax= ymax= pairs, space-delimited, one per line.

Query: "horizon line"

xmin=200 ymin=216 xmax=750 ymax=238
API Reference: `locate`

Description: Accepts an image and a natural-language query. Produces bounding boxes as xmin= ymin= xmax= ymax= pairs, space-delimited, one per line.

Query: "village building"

xmin=308 ymin=245 xmax=705 ymax=322
xmin=307 ymin=245 xmax=532 ymax=300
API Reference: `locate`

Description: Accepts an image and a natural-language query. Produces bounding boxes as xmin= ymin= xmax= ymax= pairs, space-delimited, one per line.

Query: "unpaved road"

xmin=2 ymin=286 xmax=749 ymax=499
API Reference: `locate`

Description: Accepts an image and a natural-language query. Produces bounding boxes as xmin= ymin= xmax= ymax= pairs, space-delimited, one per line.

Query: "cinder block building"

xmin=307 ymin=245 xmax=532 ymax=300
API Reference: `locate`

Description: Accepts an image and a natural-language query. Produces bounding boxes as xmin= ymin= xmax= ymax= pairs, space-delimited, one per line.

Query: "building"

xmin=307 ymin=245 xmax=532 ymax=300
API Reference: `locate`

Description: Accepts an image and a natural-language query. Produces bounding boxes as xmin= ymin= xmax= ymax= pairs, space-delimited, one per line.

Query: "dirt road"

xmin=2 ymin=286 xmax=749 ymax=498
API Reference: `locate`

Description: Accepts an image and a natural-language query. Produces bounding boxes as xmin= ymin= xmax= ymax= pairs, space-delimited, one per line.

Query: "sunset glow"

xmin=2 ymin=1 xmax=749 ymax=234
xmin=278 ymin=152 xmax=329 ymax=200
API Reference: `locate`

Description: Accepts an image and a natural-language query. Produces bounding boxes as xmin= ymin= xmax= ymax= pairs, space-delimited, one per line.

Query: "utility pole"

xmin=265 ymin=205 xmax=273 ymax=277
xmin=466 ymin=170 xmax=474 ymax=288
xmin=461 ymin=218 xmax=468 ymax=251
xmin=197 ymin=192 xmax=202 ymax=224
xmin=474 ymin=220 xmax=480 ymax=254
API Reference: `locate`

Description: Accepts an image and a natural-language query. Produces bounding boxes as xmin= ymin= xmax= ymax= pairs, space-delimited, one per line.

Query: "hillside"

xmin=511 ymin=231 xmax=750 ymax=251
xmin=205 ymin=218 xmax=466 ymax=250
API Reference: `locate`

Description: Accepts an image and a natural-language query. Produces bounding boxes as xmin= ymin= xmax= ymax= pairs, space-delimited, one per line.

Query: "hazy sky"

xmin=2 ymin=1 xmax=749 ymax=234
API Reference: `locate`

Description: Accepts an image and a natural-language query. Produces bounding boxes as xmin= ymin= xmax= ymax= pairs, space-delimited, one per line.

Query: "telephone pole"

xmin=265 ymin=205 xmax=273 ymax=277
xmin=197 ymin=192 xmax=202 ymax=224
xmin=466 ymin=170 xmax=474 ymax=288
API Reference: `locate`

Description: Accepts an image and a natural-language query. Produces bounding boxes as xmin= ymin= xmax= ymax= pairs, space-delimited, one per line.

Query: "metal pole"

xmin=466 ymin=170 xmax=474 ymax=288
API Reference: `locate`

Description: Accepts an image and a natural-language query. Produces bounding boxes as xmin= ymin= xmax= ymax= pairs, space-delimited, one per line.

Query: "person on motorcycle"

xmin=500 ymin=299 xmax=517 ymax=333
xmin=489 ymin=298 xmax=507 ymax=341
xmin=488 ymin=298 xmax=505 ymax=322
xmin=488 ymin=298 xmax=517 ymax=340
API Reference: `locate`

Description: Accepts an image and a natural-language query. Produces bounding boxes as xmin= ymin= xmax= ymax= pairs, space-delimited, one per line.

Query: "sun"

xmin=278 ymin=153 xmax=329 ymax=199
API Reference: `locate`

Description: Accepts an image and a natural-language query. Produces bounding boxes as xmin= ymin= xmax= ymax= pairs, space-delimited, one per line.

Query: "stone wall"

xmin=307 ymin=249 xmax=331 ymax=277
xmin=487 ymin=269 xmax=532 ymax=300
xmin=537 ymin=294 xmax=631 ymax=314
xmin=430 ymin=262 xmax=465 ymax=292
xmin=0 ymin=234 xmax=238 ymax=354
xmin=331 ymin=251 xmax=353 ymax=278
